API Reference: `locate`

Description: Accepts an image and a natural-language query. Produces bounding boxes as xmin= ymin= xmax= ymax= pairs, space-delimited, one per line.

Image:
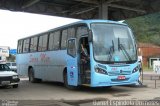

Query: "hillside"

xmin=125 ymin=12 xmax=160 ymax=46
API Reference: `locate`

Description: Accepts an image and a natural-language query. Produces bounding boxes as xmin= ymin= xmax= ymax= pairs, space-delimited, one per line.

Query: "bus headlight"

xmin=12 ymin=75 xmax=18 ymax=79
xmin=132 ymin=66 xmax=139 ymax=73
xmin=95 ymin=66 xmax=108 ymax=75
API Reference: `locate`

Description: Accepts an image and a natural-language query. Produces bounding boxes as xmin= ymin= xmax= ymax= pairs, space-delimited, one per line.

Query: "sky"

xmin=0 ymin=10 xmax=79 ymax=49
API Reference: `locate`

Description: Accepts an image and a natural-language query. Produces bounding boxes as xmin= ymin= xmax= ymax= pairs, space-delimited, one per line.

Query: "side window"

xmin=67 ymin=39 xmax=76 ymax=57
xmin=33 ymin=37 xmax=38 ymax=51
xmin=38 ymin=34 xmax=48 ymax=51
xmin=22 ymin=38 xmax=30 ymax=53
xmin=53 ymin=31 xmax=60 ymax=50
xmin=61 ymin=29 xmax=67 ymax=49
xmin=6 ymin=63 xmax=10 ymax=66
xmin=48 ymin=32 xmax=54 ymax=50
xmin=42 ymin=34 xmax=48 ymax=51
xmin=38 ymin=36 xmax=43 ymax=51
xmin=68 ymin=27 xmax=75 ymax=39
xmin=76 ymin=26 xmax=88 ymax=40
xmin=17 ymin=40 xmax=23 ymax=53
xmin=30 ymin=36 xmax=38 ymax=52
xmin=30 ymin=38 xmax=34 ymax=52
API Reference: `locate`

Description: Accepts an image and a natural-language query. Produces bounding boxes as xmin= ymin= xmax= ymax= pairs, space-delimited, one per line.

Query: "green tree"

xmin=125 ymin=12 xmax=160 ymax=46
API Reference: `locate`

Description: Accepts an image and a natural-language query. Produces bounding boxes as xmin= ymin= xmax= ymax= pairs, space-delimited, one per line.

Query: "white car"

xmin=0 ymin=63 xmax=20 ymax=88
xmin=6 ymin=62 xmax=17 ymax=72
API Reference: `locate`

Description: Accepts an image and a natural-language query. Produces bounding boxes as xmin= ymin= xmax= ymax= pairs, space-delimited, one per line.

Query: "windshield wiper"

xmin=108 ymin=40 xmax=115 ymax=61
xmin=118 ymin=38 xmax=132 ymax=61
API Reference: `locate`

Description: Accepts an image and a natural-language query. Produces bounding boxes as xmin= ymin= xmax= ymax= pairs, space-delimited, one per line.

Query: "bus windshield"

xmin=91 ymin=23 xmax=137 ymax=64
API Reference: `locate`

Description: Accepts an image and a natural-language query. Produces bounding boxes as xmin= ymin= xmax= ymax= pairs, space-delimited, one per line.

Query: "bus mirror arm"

xmin=88 ymin=30 xmax=93 ymax=42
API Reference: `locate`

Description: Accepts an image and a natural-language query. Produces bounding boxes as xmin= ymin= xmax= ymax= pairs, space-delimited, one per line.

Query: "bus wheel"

xmin=28 ymin=68 xmax=37 ymax=83
xmin=63 ymin=71 xmax=77 ymax=90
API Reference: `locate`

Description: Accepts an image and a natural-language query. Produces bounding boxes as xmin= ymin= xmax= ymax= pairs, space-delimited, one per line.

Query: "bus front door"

xmin=67 ymin=38 xmax=78 ymax=86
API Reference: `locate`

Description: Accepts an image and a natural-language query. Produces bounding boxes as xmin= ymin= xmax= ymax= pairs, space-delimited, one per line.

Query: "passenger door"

xmin=67 ymin=38 xmax=78 ymax=86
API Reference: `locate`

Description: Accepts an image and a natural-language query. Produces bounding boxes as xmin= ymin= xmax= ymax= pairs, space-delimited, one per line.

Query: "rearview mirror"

xmin=88 ymin=30 xmax=93 ymax=42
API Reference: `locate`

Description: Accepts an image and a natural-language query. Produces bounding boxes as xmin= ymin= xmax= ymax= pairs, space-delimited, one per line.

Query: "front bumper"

xmin=91 ymin=72 xmax=140 ymax=87
xmin=0 ymin=77 xmax=20 ymax=86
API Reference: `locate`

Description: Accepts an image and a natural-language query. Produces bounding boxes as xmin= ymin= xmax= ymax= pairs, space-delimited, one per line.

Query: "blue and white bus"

xmin=17 ymin=20 xmax=140 ymax=88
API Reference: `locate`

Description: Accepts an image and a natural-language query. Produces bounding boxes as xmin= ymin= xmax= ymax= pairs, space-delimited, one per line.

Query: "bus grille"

xmin=111 ymin=78 xmax=130 ymax=82
xmin=108 ymin=71 xmax=131 ymax=76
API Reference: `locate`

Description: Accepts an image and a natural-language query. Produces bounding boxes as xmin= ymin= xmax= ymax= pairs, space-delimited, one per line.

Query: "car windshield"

xmin=91 ymin=23 xmax=137 ymax=64
xmin=6 ymin=63 xmax=10 ymax=66
xmin=0 ymin=64 xmax=10 ymax=71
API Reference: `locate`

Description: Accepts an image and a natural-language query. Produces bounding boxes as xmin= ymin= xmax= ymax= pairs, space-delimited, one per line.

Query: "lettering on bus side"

xmin=40 ymin=53 xmax=51 ymax=63
xmin=29 ymin=54 xmax=38 ymax=63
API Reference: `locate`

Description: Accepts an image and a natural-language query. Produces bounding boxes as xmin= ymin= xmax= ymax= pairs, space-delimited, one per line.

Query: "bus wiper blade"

xmin=118 ymin=38 xmax=132 ymax=61
xmin=108 ymin=40 xmax=114 ymax=61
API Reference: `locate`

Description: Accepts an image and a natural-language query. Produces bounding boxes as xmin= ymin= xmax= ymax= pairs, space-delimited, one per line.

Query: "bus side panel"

xmin=17 ymin=50 xmax=67 ymax=83
xmin=41 ymin=50 xmax=67 ymax=82
xmin=16 ymin=54 xmax=30 ymax=76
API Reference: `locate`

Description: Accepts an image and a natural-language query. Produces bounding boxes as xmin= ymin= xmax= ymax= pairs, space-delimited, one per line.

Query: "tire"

xmin=63 ymin=71 xmax=78 ymax=90
xmin=106 ymin=86 xmax=112 ymax=88
xmin=13 ymin=84 xmax=18 ymax=88
xmin=28 ymin=68 xmax=38 ymax=83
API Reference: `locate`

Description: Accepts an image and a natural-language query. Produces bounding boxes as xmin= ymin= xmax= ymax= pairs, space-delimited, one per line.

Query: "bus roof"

xmin=49 ymin=19 xmax=127 ymax=30
xmin=18 ymin=19 xmax=127 ymax=40
xmin=75 ymin=20 xmax=127 ymax=26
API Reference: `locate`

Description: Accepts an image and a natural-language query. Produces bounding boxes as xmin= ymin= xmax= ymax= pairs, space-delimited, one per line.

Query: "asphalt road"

xmin=0 ymin=74 xmax=160 ymax=106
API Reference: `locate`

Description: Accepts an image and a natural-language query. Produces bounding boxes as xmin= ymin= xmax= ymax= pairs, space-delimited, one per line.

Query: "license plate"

xmin=1 ymin=81 xmax=10 ymax=85
xmin=117 ymin=76 xmax=126 ymax=80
